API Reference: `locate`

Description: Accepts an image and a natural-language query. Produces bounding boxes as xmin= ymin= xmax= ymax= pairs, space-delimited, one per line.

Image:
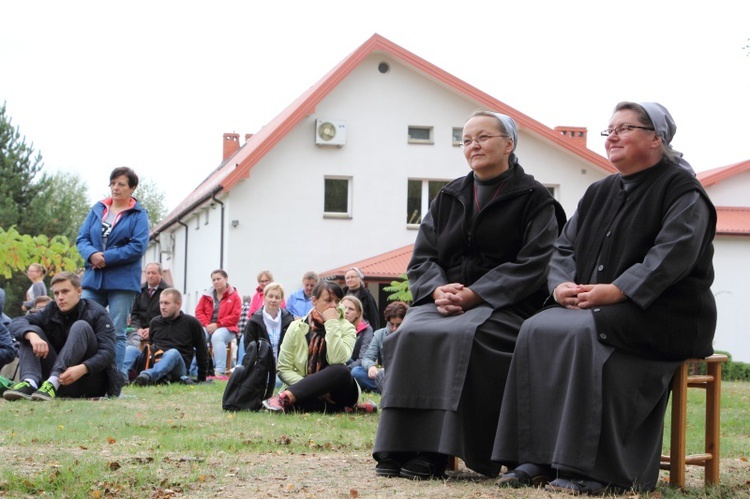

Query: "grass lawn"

xmin=0 ymin=380 xmax=748 ymax=497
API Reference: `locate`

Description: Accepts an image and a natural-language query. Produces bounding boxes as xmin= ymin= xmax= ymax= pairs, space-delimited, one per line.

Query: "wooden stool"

xmin=660 ymin=354 xmax=727 ymax=489
xmin=207 ymin=341 xmax=234 ymax=375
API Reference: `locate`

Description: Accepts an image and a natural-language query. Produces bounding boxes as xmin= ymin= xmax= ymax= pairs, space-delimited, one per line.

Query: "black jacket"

xmin=10 ymin=298 xmax=123 ymax=396
xmin=244 ymin=307 xmax=294 ymax=357
xmin=149 ymin=311 xmax=209 ymax=381
xmin=344 ymin=286 xmax=381 ymax=329
xmin=130 ymin=279 xmax=170 ymax=329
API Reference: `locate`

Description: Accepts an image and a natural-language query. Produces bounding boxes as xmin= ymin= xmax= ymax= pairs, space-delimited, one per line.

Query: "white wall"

xmin=704 ymin=170 xmax=750 ymax=206
xmin=711 ymin=236 xmax=750 ymax=362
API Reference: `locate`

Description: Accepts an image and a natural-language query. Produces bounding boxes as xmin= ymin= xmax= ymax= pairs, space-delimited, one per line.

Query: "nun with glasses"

xmin=492 ymin=102 xmax=717 ymax=494
xmin=373 ymin=111 xmax=565 ymax=479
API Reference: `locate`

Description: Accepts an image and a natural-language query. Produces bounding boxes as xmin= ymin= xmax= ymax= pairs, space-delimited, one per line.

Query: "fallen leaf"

xmin=106 ymin=437 xmax=116 ymax=444
xmin=107 ymin=461 xmax=121 ymax=470
xmin=350 ymin=489 xmax=359 ymax=497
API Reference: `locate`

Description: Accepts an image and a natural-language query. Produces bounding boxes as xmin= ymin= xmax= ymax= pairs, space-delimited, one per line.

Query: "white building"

xmin=146 ymin=34 xmax=750 ymax=362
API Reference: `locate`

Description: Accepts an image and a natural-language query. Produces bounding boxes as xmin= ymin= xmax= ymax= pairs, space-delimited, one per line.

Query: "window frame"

xmin=323 ymin=176 xmax=353 ymax=219
xmin=407 ymin=178 xmax=451 ymax=228
xmin=407 ymin=125 xmax=434 ymax=145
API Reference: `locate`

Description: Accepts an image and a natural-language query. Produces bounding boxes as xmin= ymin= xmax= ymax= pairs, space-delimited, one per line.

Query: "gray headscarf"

xmin=638 ymin=102 xmax=694 ymax=175
xmin=491 ymin=112 xmax=518 ymax=154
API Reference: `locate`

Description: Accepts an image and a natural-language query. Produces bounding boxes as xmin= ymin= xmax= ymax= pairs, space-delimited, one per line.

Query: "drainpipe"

xmin=212 ymin=194 xmax=225 ymax=269
xmin=152 ymin=233 xmax=162 ymax=265
xmin=177 ymin=218 xmax=189 ymax=294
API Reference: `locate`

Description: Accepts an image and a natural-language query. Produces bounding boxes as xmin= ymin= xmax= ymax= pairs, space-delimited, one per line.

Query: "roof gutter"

xmin=149 ymin=185 xmax=224 ymax=242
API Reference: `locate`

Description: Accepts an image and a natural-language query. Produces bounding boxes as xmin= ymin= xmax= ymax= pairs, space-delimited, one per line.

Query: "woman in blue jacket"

xmin=76 ymin=167 xmax=149 ymax=373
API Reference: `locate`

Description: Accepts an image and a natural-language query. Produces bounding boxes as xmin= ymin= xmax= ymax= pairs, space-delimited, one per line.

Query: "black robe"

xmin=374 ymin=164 xmax=565 ymax=476
xmin=492 ymin=161 xmax=717 ymax=490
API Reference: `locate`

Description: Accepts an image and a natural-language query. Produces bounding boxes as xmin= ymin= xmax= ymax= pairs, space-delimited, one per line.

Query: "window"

xmin=545 ymin=185 xmax=558 ymax=198
xmin=407 ymin=179 xmax=450 ymax=225
xmin=324 ymin=177 xmax=352 ymax=218
xmin=452 ymin=127 xmax=463 ymax=146
xmin=408 ymin=126 xmax=433 ymax=144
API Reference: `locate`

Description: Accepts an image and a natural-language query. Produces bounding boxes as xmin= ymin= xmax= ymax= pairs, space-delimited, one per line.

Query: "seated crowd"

xmin=0 ymin=103 xmax=719 ymax=495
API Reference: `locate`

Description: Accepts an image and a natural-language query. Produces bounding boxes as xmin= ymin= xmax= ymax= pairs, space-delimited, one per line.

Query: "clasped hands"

xmin=432 ymin=283 xmax=481 ymax=316
xmin=89 ymin=252 xmax=106 ymax=269
xmin=553 ymin=282 xmax=626 ymax=310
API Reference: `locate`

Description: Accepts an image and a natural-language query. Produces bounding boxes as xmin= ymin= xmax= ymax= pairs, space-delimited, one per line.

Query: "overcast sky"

xmin=1 ymin=1 xmax=748 ymax=211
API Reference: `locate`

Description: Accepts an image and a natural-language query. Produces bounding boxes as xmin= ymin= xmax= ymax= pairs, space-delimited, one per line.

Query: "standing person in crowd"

xmin=341 ymin=295 xmax=373 ymax=369
xmin=493 ymin=102 xmax=717 ymax=494
xmin=3 ymin=271 xmax=122 ymax=401
xmin=352 ymin=301 xmax=408 ymax=394
xmin=133 ymin=288 xmax=209 ymax=386
xmin=195 ymin=269 xmax=241 ymax=376
xmin=285 ymin=271 xmax=319 ymax=319
xmin=248 ymin=270 xmax=285 ymax=316
xmin=244 ymin=282 xmax=294 ymax=384
xmin=76 ymin=166 xmax=149 ymax=372
xmin=343 ymin=268 xmax=380 ymax=330
xmin=261 ymin=281 xmax=375 ymax=414
xmin=122 ymin=262 xmax=169 ymax=376
xmin=373 ymin=112 xmax=565 ymax=479
xmin=21 ymin=263 xmax=47 ymax=312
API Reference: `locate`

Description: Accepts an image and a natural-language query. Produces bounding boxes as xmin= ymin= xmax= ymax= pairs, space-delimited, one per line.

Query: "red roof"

xmin=716 ymin=207 xmax=750 ymax=236
xmin=698 ymin=160 xmax=750 ymax=187
xmin=320 ymin=244 xmax=414 ymax=282
xmin=152 ymin=33 xmax=616 ymax=236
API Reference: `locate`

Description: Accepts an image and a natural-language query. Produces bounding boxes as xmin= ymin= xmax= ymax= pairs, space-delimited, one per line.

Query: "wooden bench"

xmin=448 ymin=353 xmax=728 ymax=487
xmin=660 ymin=353 xmax=727 ymax=489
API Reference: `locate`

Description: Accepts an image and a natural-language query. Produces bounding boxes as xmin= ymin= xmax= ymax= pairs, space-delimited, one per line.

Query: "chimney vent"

xmin=554 ymin=126 xmax=587 ymax=147
xmin=223 ymin=133 xmax=240 ymax=161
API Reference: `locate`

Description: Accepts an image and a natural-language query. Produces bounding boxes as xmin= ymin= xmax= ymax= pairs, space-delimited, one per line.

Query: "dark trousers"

xmin=17 ymin=320 xmax=108 ymax=398
xmin=287 ymin=364 xmax=359 ymax=412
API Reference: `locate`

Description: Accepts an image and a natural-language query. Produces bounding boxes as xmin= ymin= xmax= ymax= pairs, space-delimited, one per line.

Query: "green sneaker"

xmin=0 ymin=375 xmax=13 ymax=395
xmin=31 ymin=381 xmax=57 ymax=401
xmin=3 ymin=381 xmax=36 ymax=401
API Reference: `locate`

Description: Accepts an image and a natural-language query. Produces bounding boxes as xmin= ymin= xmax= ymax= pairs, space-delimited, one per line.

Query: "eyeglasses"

xmin=460 ymin=134 xmax=507 ymax=148
xmin=600 ymin=124 xmax=655 ymax=137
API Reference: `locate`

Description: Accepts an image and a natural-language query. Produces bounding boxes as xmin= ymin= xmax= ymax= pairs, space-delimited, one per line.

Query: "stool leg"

xmin=705 ymin=361 xmax=722 ymax=485
xmin=670 ymin=362 xmax=688 ymax=489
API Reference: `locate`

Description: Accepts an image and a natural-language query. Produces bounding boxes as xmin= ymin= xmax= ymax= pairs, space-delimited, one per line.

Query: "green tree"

xmin=136 ymin=177 xmax=167 ymax=228
xmin=26 ymin=170 xmax=92 ymax=241
xmin=0 ymin=227 xmax=83 ymax=315
xmin=0 ymin=102 xmax=50 ymax=235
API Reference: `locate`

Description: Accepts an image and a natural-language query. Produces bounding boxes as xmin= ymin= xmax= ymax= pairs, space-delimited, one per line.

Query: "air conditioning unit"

xmin=315 ymin=119 xmax=347 ymax=147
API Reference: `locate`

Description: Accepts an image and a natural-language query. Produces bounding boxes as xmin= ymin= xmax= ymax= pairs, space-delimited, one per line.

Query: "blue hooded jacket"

xmin=76 ymin=198 xmax=149 ymax=293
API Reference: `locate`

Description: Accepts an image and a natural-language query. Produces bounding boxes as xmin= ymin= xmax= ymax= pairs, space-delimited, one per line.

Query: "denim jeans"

xmin=210 ymin=327 xmax=235 ymax=374
xmin=82 ymin=289 xmax=136 ymax=373
xmin=141 ymin=349 xmax=186 ymax=384
xmin=123 ymin=345 xmax=141 ymax=377
xmin=351 ymin=365 xmax=381 ymax=393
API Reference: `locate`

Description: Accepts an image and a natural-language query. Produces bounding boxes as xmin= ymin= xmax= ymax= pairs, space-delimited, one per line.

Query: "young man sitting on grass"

xmin=132 ymin=288 xmax=209 ymax=386
xmin=4 ymin=271 xmax=123 ymax=401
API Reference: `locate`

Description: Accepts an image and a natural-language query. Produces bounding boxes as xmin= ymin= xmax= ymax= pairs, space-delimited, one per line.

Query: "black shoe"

xmin=374 ymin=452 xmax=414 ymax=478
xmin=134 ymin=373 xmax=151 ymax=386
xmin=497 ymin=463 xmax=555 ymax=488
xmin=400 ymin=452 xmax=448 ymax=480
xmin=3 ymin=381 xmax=36 ymax=401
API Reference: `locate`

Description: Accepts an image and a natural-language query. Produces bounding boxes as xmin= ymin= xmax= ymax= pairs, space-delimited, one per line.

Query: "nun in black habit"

xmin=492 ymin=102 xmax=717 ymax=494
xmin=373 ymin=111 xmax=565 ymax=479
